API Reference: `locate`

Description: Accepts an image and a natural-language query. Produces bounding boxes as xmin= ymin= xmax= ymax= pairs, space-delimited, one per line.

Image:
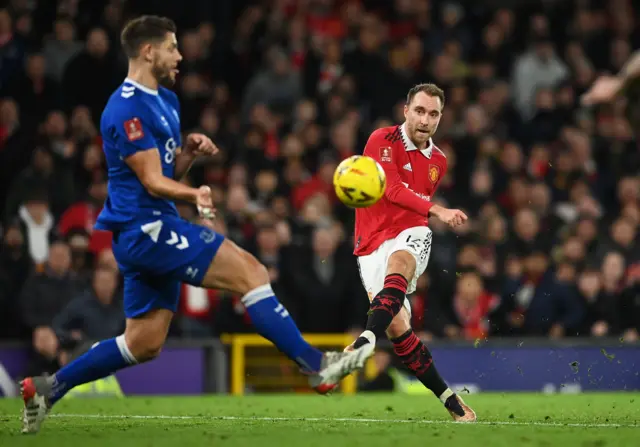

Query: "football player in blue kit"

xmin=21 ymin=15 xmax=373 ymax=434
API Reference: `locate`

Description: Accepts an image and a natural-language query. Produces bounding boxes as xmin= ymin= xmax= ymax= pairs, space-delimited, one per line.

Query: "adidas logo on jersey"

xmin=121 ymin=85 xmax=135 ymax=98
xmin=403 ymin=163 xmax=412 ymax=171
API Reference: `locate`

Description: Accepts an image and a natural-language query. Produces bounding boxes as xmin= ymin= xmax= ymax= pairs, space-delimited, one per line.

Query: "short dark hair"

xmin=406 ymin=83 xmax=445 ymax=107
xmin=120 ymin=15 xmax=176 ymax=58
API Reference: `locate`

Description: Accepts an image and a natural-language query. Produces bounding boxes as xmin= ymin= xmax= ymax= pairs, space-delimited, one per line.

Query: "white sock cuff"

xmin=115 ymin=334 xmax=138 ymax=365
xmin=360 ymin=330 xmax=376 ymax=345
xmin=439 ymin=387 xmax=454 ymax=404
xmin=241 ymin=284 xmax=274 ymax=307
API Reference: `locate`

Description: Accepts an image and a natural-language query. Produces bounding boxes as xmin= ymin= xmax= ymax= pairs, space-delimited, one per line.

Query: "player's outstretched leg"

xmin=350 ymin=250 xmax=476 ymax=422
xmin=200 ymin=238 xmax=374 ymax=394
xmin=21 ymin=308 xmax=173 ymax=433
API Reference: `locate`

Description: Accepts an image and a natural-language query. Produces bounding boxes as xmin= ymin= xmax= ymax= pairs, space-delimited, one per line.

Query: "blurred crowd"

xmin=0 ymin=0 xmax=639 ymax=374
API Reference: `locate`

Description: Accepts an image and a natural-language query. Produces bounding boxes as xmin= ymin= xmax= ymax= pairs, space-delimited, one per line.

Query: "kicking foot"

xmin=21 ymin=377 xmax=52 ymax=434
xmin=310 ymin=343 xmax=375 ymax=394
xmin=444 ymin=394 xmax=477 ymax=422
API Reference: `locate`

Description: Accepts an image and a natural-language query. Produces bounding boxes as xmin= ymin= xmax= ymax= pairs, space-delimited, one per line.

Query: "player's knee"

xmin=124 ymin=317 xmax=169 ymax=362
xmin=387 ymin=250 xmax=416 ymax=279
xmin=238 ymin=251 xmax=270 ymax=294
xmin=125 ymin=333 xmax=164 ymax=362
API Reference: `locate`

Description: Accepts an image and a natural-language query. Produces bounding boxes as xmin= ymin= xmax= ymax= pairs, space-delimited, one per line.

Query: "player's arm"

xmin=116 ymin=115 xmax=212 ymax=209
xmin=127 ymin=149 xmax=214 ymax=216
xmin=363 ymin=131 xmax=465 ymax=226
xmin=126 ymin=149 xmax=200 ymax=203
xmin=174 ymin=148 xmax=197 ymax=181
xmin=582 ymin=51 xmax=640 ymax=104
xmin=617 ymin=51 xmax=640 ymax=92
xmin=174 ymin=133 xmax=219 ymax=181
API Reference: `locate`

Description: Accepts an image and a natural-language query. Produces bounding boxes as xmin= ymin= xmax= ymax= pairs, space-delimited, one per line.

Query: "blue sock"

xmin=48 ymin=335 xmax=136 ymax=405
xmin=242 ymin=284 xmax=323 ymax=372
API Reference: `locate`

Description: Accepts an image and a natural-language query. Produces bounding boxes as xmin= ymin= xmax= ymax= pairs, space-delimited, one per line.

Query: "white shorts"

xmin=356 ymin=226 xmax=433 ymax=317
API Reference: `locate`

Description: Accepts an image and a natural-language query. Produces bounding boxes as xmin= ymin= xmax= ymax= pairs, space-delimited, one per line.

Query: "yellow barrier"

xmin=221 ymin=334 xmax=362 ymax=396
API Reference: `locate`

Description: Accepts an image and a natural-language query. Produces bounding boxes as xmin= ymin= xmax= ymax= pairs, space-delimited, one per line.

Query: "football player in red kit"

xmin=349 ymin=84 xmax=476 ymax=422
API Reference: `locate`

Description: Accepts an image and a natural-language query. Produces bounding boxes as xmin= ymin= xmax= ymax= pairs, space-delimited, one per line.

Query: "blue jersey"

xmin=96 ymin=78 xmax=182 ymax=231
xmin=94 ymin=78 xmax=224 ymax=318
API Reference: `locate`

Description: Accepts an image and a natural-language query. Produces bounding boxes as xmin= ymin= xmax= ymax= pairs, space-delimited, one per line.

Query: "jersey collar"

xmin=400 ymin=122 xmax=433 ymax=158
xmin=124 ymin=78 xmax=159 ymax=96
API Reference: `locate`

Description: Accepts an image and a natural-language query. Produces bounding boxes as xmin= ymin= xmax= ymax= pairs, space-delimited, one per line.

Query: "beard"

xmin=152 ymin=64 xmax=174 ymax=88
xmin=409 ymin=124 xmax=432 ymax=146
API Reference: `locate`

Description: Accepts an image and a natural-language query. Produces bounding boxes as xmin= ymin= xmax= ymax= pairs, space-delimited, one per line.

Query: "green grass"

xmin=1 ymin=393 xmax=638 ymax=446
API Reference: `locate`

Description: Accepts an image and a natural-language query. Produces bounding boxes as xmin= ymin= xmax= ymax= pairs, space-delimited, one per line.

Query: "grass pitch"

xmin=0 ymin=393 xmax=638 ymax=446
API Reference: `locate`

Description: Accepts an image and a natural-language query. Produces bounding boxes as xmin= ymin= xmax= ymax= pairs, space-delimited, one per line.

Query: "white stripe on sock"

xmin=360 ymin=330 xmax=376 ymax=345
xmin=241 ymin=284 xmax=274 ymax=307
xmin=439 ymin=387 xmax=454 ymax=404
xmin=115 ymin=334 xmax=138 ymax=365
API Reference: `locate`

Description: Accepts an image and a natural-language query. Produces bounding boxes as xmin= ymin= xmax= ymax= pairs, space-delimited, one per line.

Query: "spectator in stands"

xmin=62 ymin=27 xmax=121 ymax=122
xmin=0 ymin=9 xmax=25 ymax=90
xmin=495 ymin=251 xmax=585 ymax=337
xmin=292 ymin=155 xmax=337 ymax=211
xmin=242 ymin=46 xmax=303 ymax=122
xmin=283 ymin=224 xmax=365 ymax=333
xmin=2 ymin=52 xmax=60 ymax=127
xmin=58 ymin=175 xmax=109 ymax=256
xmin=252 ymin=223 xmax=282 ymax=281
xmin=4 ymin=144 xmax=74 ymax=222
xmin=19 ymin=240 xmax=80 ymax=375
xmin=0 ymin=97 xmax=23 ymax=154
xmin=14 ymin=189 xmax=55 ymax=268
xmin=448 ymin=271 xmax=499 ymax=340
xmin=0 ymin=221 xmax=32 ymax=338
xmin=52 ymin=266 xmax=123 ymax=364
xmin=69 ymin=106 xmax=99 ymax=152
xmin=43 ymin=16 xmax=83 ymax=83
xmin=578 ymin=267 xmax=613 ymax=337
xmin=512 ymin=36 xmax=569 ymax=120
xmin=621 ymin=264 xmax=640 ymax=342
xmin=66 ymin=229 xmax=92 ymax=281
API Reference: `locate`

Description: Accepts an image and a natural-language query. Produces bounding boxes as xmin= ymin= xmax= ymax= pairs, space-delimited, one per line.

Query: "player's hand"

xmin=591 ymin=320 xmax=609 ymax=337
xmin=623 ymin=328 xmax=639 ymax=343
xmin=186 ymin=133 xmax=219 ymax=156
xmin=196 ymin=185 xmax=216 ymax=220
xmin=581 ymin=75 xmax=623 ymax=106
xmin=549 ymin=323 xmax=565 ymax=339
xmin=431 ymin=205 xmax=468 ymax=228
xmin=33 ymin=326 xmax=59 ymax=359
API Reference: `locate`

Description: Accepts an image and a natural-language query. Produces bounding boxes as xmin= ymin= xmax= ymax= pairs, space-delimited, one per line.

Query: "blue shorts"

xmin=111 ymin=215 xmax=224 ymax=318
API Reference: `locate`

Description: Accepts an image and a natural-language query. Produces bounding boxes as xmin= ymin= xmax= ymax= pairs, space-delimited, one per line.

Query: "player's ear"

xmin=140 ymin=43 xmax=153 ymax=63
xmin=403 ymin=104 xmax=409 ymax=119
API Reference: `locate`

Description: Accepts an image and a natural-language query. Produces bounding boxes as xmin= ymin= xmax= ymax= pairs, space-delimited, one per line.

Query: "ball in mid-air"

xmin=333 ymin=155 xmax=386 ymax=208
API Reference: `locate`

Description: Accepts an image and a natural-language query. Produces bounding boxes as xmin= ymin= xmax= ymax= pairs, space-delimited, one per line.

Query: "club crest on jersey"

xmin=429 ymin=164 xmax=440 ymax=184
xmin=124 ymin=118 xmax=144 ymax=141
xmin=200 ymin=228 xmax=216 ymax=244
xmin=379 ymin=146 xmax=392 ymax=163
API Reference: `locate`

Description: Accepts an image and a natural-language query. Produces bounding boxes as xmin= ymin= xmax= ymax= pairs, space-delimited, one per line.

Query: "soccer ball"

xmin=333 ymin=155 xmax=386 ymax=208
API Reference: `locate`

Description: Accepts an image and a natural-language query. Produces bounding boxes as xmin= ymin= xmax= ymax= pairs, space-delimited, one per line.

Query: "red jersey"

xmin=354 ymin=123 xmax=447 ymax=256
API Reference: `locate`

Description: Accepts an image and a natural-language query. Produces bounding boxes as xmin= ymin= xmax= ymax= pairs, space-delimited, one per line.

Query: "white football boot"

xmin=20 ymin=376 xmax=51 ymax=434
xmin=310 ymin=343 xmax=375 ymax=394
